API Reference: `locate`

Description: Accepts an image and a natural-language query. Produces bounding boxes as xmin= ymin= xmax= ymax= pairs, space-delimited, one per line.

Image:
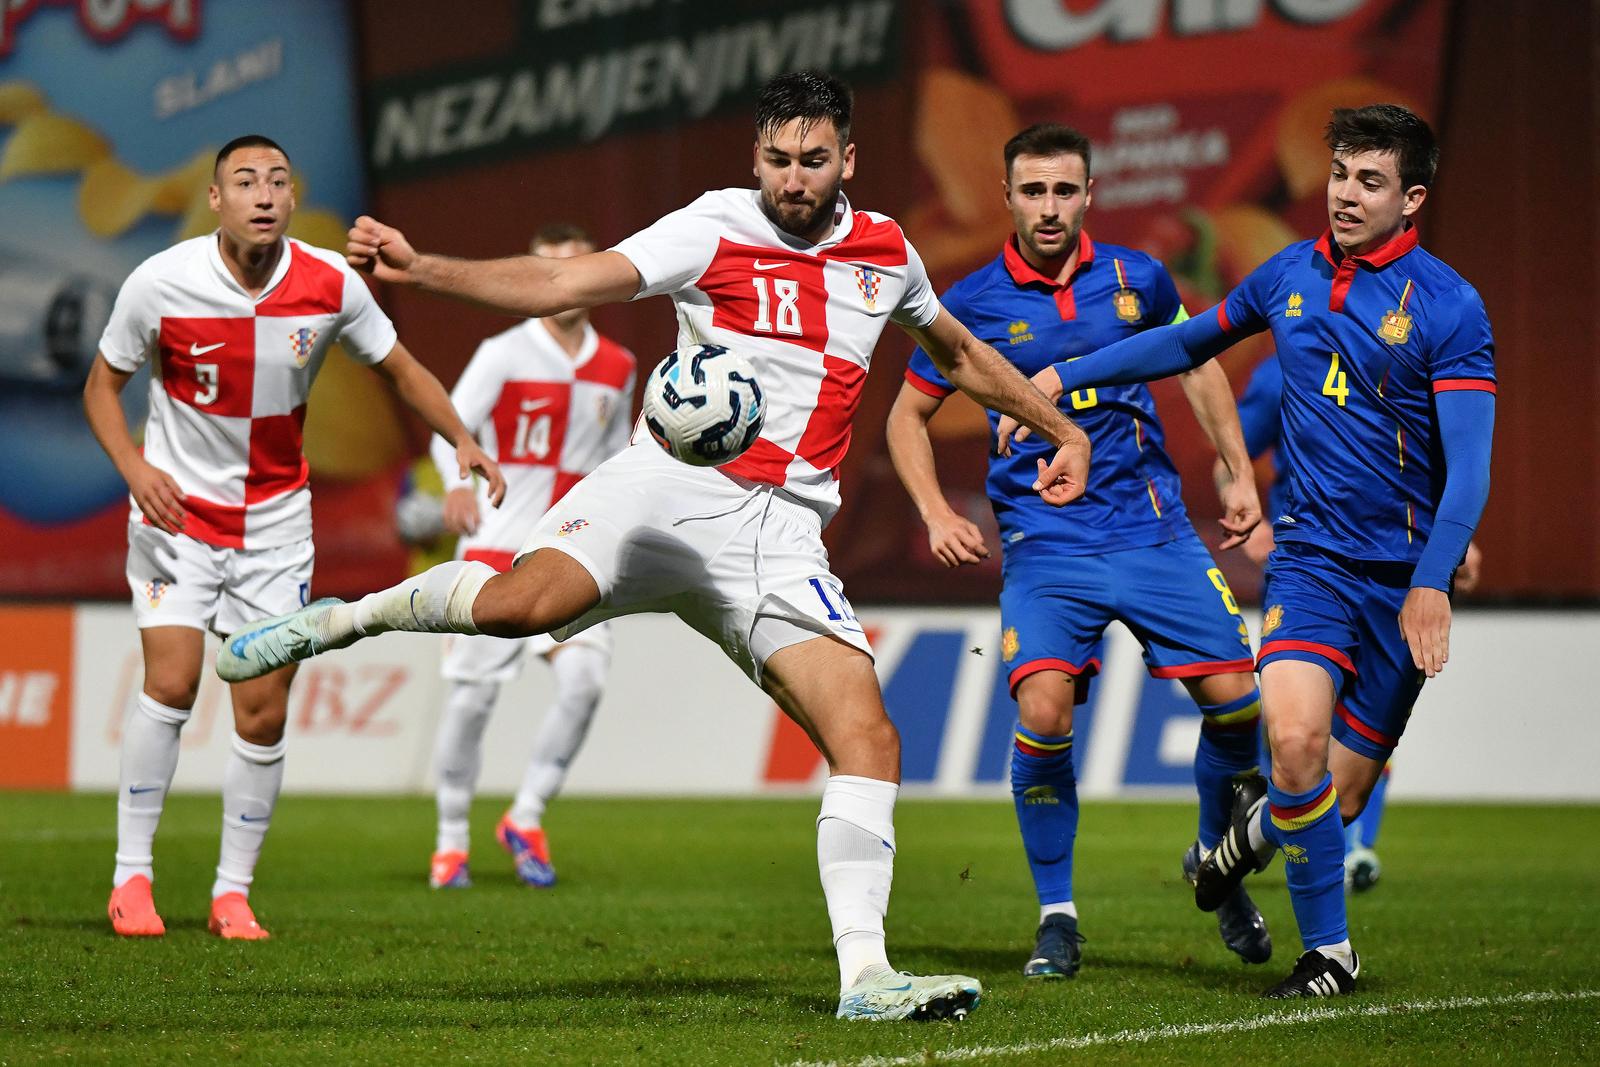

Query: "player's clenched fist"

xmin=346 ymin=215 xmax=418 ymax=282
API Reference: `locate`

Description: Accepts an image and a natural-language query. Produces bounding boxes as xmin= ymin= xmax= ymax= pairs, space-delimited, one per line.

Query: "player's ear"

xmin=752 ymin=139 xmax=761 ymax=180
xmin=1401 ymin=183 xmax=1426 ymax=218
xmin=1084 ymin=176 xmax=1094 ymax=210
xmin=841 ymin=141 xmax=856 ymax=181
xmin=207 ymin=181 xmax=221 ymax=214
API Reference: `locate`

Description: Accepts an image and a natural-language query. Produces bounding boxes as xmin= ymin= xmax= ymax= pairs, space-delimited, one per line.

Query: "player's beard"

xmin=1022 ymin=205 xmax=1087 ymax=264
xmin=761 ymin=178 xmax=843 ymax=241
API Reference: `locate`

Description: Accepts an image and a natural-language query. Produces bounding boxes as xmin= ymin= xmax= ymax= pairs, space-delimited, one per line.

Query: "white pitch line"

xmin=787 ymin=988 xmax=1600 ymax=1067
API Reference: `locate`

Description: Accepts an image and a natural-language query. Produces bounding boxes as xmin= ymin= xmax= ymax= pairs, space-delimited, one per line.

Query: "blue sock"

xmin=1263 ymin=772 xmax=1347 ymax=950
xmin=1347 ymin=762 xmax=1391 ymax=851
xmin=1194 ymin=689 xmax=1262 ymax=848
xmin=1010 ymin=724 xmax=1078 ymax=906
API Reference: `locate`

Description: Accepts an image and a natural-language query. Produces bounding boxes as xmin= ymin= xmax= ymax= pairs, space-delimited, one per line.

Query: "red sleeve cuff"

xmin=1214 ymin=301 xmax=1232 ymax=333
xmin=904 ymin=368 xmax=955 ymax=398
xmin=1432 ymin=378 xmax=1497 ymax=394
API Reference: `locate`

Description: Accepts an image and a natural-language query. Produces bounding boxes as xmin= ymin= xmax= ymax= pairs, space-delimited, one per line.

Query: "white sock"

xmin=348 ymin=559 xmax=493 ymax=637
xmin=213 ymin=733 xmax=286 ymax=899
xmin=114 ymin=694 xmax=190 ymax=888
xmin=1247 ymin=803 xmax=1271 ymax=859
xmin=1040 ymin=901 xmax=1078 ymax=922
xmin=1316 ymin=938 xmax=1357 ymax=972
xmin=434 ymin=680 xmax=498 ymax=853
xmin=510 ymin=645 xmax=607 ymax=827
xmin=817 ymin=774 xmax=898 ymax=991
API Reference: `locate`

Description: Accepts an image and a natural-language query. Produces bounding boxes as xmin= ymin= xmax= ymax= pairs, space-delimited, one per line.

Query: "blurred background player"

xmin=423 ymin=223 xmax=636 ymax=890
xmin=887 ymin=123 xmax=1270 ymax=978
xmin=1016 ymin=104 xmax=1495 ymax=997
xmin=1228 ymin=352 xmax=1483 ymax=892
xmin=220 ymin=71 xmax=1092 ymax=1022
xmin=83 ymin=134 xmax=502 ymax=940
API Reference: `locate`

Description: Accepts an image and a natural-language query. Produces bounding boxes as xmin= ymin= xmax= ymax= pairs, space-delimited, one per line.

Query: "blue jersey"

xmin=1219 ymin=228 xmax=1495 ymax=563
xmin=1236 ymin=354 xmax=1287 ymax=519
xmin=906 ymin=234 xmax=1190 ymax=558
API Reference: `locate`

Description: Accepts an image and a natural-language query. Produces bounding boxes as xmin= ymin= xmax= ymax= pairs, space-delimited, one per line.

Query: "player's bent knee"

xmin=1016 ymin=674 xmax=1074 ymax=736
xmin=1266 ymin=729 xmax=1329 ymax=791
xmin=143 ymin=678 xmax=199 ymax=711
xmin=474 ymin=552 xmax=600 ymax=637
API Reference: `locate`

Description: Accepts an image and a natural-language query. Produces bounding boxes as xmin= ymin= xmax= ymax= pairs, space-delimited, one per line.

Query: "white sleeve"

xmin=607 ymin=357 xmax=638 ymax=458
xmin=335 ymin=265 xmax=400 ymax=365
xmin=431 ymin=339 xmax=504 ymax=491
xmin=97 ymin=262 xmax=160 ymax=372
xmin=609 ymin=192 xmax=726 ymax=301
xmin=891 ymin=235 xmax=941 ymax=329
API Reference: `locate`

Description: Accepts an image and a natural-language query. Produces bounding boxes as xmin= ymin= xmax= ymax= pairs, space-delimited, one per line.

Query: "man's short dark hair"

xmin=213 ymin=134 xmax=289 ymax=178
xmin=1324 ymin=104 xmax=1438 ymax=190
xmin=1004 ymin=123 xmax=1093 ymax=180
xmin=530 ymin=222 xmax=593 ymax=251
xmin=754 ymin=71 xmax=853 ymax=146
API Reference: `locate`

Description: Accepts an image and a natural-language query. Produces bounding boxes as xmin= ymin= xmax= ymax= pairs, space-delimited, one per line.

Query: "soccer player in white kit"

xmin=427 ymin=223 xmax=637 ymax=891
xmin=83 ymin=135 xmax=503 ymax=940
xmin=219 ymin=75 xmax=1090 ymax=1019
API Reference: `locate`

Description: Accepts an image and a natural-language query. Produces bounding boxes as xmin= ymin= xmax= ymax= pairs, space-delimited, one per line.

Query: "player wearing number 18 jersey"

xmin=1019 ymin=105 xmax=1496 ymax=997
xmin=219 ymin=73 xmax=1092 ymax=1021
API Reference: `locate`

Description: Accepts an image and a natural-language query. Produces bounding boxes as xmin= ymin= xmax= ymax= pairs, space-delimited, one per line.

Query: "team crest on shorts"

xmin=1001 ymin=626 xmax=1020 ymax=662
xmin=557 ymin=518 xmax=589 ymax=536
xmin=1262 ymin=604 xmax=1284 ymax=637
xmin=143 ymin=578 xmax=169 ymax=607
xmin=1113 ymin=287 xmax=1142 ymax=322
xmin=289 ymin=326 xmax=319 ymax=367
xmin=854 ymin=267 xmax=880 ymax=311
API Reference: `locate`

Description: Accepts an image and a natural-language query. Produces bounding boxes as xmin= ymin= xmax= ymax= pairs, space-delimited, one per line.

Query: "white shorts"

xmin=517 ymin=445 xmax=871 ymax=683
xmin=126 ymin=522 xmax=313 ymax=636
xmin=440 ymin=622 xmax=613 ymax=685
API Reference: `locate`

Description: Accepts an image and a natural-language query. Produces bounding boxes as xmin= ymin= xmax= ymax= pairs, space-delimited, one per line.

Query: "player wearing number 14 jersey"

xmin=426 ymin=224 xmax=636 ymax=891
xmin=1016 ymin=105 xmax=1496 ymax=997
xmin=218 ymin=73 xmax=1092 ymax=1021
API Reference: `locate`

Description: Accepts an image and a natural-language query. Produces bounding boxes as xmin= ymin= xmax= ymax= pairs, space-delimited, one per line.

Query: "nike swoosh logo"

xmin=885 ymin=981 xmax=912 ymax=991
xmin=128 ymin=785 xmax=160 ymax=795
xmin=521 ymin=398 xmax=554 ymax=411
xmin=409 ymin=588 xmax=421 ymax=625
xmin=752 ymin=260 xmax=786 ymax=270
xmin=228 ymin=623 xmax=278 ymax=656
xmin=240 ymin=813 xmax=266 ymax=823
xmin=190 ymin=341 xmax=226 ymax=356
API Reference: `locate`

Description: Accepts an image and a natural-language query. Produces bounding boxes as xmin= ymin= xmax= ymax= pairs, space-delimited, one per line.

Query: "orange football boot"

xmin=208 ymin=892 xmax=270 ymax=940
xmin=497 ymin=813 xmax=556 ymax=887
xmin=108 ymin=875 xmax=165 ymax=937
xmin=429 ymin=849 xmax=471 ymax=889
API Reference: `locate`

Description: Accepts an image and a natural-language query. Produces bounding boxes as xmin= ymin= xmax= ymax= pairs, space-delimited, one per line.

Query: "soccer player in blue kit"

xmin=1232 ymin=354 xmax=1483 ymax=894
xmin=887 ymin=124 xmax=1272 ymax=978
xmin=1002 ymin=105 xmax=1495 ymax=997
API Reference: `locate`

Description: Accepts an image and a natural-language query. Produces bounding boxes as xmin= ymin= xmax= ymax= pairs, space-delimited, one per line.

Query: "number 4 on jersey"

xmin=1323 ymin=350 xmax=1350 ymax=407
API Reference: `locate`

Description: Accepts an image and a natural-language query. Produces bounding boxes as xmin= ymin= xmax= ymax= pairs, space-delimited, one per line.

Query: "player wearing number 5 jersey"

xmin=889 ymin=124 xmax=1270 ymax=979
xmin=1004 ymin=105 xmax=1495 ymax=998
xmin=425 ymin=224 xmax=637 ymax=891
xmin=83 ymin=135 xmax=502 ymax=941
xmin=217 ymin=73 xmax=1091 ymax=1022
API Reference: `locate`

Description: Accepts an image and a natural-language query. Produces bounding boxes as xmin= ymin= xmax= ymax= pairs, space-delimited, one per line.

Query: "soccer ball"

xmin=641 ymin=344 xmax=765 ymax=467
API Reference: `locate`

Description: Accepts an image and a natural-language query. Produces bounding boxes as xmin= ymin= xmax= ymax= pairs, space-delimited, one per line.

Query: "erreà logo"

xmin=1286 ymin=292 xmax=1304 ymax=318
xmin=1282 ymin=843 xmax=1309 ymax=864
xmin=1008 ymin=321 xmax=1034 ymax=345
xmin=1023 ymin=785 xmax=1059 ymax=805
xmin=1 ymin=0 xmax=201 ymax=59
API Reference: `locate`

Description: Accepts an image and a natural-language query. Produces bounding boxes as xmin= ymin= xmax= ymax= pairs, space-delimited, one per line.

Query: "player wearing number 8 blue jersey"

xmin=1006 ymin=105 xmax=1496 ymax=998
xmin=889 ymin=123 xmax=1273 ymax=978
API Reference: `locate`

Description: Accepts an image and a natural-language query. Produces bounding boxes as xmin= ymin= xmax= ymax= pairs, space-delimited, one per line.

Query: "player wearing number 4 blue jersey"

xmin=888 ymin=124 xmax=1272 ymax=979
xmin=1006 ymin=105 xmax=1495 ymax=998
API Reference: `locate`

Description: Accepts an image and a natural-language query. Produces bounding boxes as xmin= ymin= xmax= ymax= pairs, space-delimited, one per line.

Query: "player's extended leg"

xmin=762 ymin=636 xmax=981 ymax=1022
xmin=1256 ymin=658 xmax=1358 ymax=997
xmin=431 ymin=678 xmax=499 ymax=889
xmin=109 ymin=625 xmax=203 ymax=937
xmin=1181 ymin=671 xmax=1272 ymax=964
xmin=208 ymin=665 xmax=296 ymax=940
xmin=500 ymin=642 xmax=608 ymax=887
xmin=1010 ymin=670 xmax=1087 ymax=979
xmin=218 ymin=549 xmax=601 ymax=682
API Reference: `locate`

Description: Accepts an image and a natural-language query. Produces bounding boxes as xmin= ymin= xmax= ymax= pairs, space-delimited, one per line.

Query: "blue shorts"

xmin=1256 ymin=542 xmax=1424 ymax=760
xmin=1000 ymin=535 xmax=1256 ymax=702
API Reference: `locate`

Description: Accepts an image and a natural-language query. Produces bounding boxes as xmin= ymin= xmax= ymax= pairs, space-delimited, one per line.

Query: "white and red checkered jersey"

xmin=610 ymin=189 xmax=939 ymax=521
xmin=98 ymin=234 xmax=397 ymax=549
xmin=430 ymin=318 xmax=636 ymax=569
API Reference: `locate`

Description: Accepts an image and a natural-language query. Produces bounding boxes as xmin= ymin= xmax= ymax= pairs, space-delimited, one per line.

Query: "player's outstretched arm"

xmin=1400 ymin=388 xmax=1495 ymax=677
xmin=83 ymin=356 xmax=186 ymax=534
xmin=998 ymin=306 xmax=1239 ymax=451
xmin=372 ymin=341 xmax=507 ymax=507
xmin=346 ymin=216 xmax=643 ymax=318
xmin=885 ymin=383 xmax=990 ymax=567
xmin=901 ymin=308 xmax=1089 ymax=506
xmin=1177 ymin=360 xmax=1261 ymax=549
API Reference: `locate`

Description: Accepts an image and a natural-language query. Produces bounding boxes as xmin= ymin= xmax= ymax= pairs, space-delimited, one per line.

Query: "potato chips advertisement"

xmin=0 ymin=0 xmax=408 ymax=599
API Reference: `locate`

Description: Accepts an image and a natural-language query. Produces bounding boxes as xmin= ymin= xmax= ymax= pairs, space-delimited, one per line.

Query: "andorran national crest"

xmin=1113 ymin=287 xmax=1142 ymax=323
xmin=1378 ymin=308 xmax=1413 ymax=345
xmin=854 ymin=267 xmax=881 ymax=311
xmin=289 ymin=326 xmax=319 ymax=367
xmin=1262 ymin=604 xmax=1284 ymax=637
xmin=1001 ymin=626 xmax=1020 ymax=662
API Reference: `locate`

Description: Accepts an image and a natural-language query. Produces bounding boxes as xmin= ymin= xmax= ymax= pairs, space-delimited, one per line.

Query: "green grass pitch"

xmin=2 ymin=794 xmax=1596 ymax=1065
